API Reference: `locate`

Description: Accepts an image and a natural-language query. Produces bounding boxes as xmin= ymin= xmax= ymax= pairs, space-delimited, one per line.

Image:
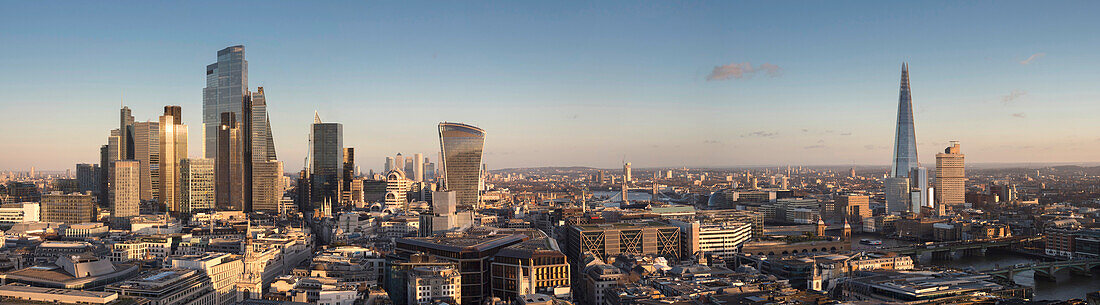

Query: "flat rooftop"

xmin=574 ymin=221 xmax=674 ymax=231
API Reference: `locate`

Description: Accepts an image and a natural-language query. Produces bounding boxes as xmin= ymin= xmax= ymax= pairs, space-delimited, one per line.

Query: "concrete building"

xmin=668 ymin=219 xmax=752 ymax=259
xmin=418 ymin=191 xmax=474 ymax=236
xmin=385 ymin=169 xmax=411 ymax=209
xmin=0 ymin=283 xmax=118 ymax=304
xmin=406 ymin=266 xmax=461 ymax=305
xmin=42 ymin=192 xmax=94 ymax=224
xmin=935 ymin=141 xmax=965 ymax=210
xmin=394 ymin=228 xmax=530 ymax=305
xmin=112 ymin=160 xmax=140 ymax=220
xmin=0 ymin=202 xmax=40 ymax=224
xmin=0 ymin=254 xmax=140 ymax=289
xmin=62 ymin=222 xmax=109 ymax=238
xmin=172 ymin=252 xmax=244 ymax=305
xmin=834 ymin=194 xmax=870 ymax=226
xmin=490 ymin=238 xmax=571 ymax=302
xmin=252 ymin=160 xmax=283 ymax=213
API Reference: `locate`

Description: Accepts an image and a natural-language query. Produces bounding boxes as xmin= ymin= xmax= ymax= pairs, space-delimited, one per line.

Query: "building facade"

xmin=438 ymin=122 xmax=485 ymax=208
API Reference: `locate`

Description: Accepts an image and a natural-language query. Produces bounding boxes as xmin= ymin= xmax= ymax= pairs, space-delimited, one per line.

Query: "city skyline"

xmin=5 ymin=1 xmax=1100 ymax=171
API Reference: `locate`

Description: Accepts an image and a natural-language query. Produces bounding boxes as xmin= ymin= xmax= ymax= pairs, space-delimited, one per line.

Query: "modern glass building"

xmin=438 ymin=122 xmax=485 ymax=208
xmin=891 ymin=63 xmax=918 ymax=178
xmin=310 ymin=115 xmax=343 ymax=208
xmin=203 ymin=45 xmax=248 ymax=158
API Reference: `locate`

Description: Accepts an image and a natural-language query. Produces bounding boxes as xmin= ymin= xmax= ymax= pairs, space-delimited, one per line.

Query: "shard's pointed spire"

xmin=891 ymin=63 xmax=919 ymax=177
xmin=314 ymin=111 xmax=322 ymax=124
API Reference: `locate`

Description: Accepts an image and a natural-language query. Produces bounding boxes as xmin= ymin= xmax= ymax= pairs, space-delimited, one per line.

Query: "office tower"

xmin=935 ymin=141 xmax=965 ymax=209
xmin=310 ymin=113 xmax=343 ymax=207
xmin=343 ymin=148 xmax=355 ymax=195
xmin=909 ymin=167 xmax=928 ymax=214
xmin=216 ymin=112 xmax=246 ymax=210
xmin=112 ymin=160 xmax=140 ymax=219
xmin=119 ymin=107 xmax=135 ymax=160
xmin=385 ymin=157 xmax=395 ymax=173
xmin=296 ymin=169 xmax=311 ymax=213
xmin=424 ymin=161 xmax=436 ymax=182
xmin=887 ymin=63 xmax=923 ymax=214
xmin=835 ymin=194 xmax=871 ymax=225
xmin=203 ymin=45 xmax=248 ymax=158
xmin=413 ymin=153 xmax=424 ymax=182
xmin=99 ymin=145 xmax=109 ymax=205
xmin=395 ymin=153 xmax=405 ymax=173
xmin=76 ymin=163 xmax=97 ymax=193
xmin=252 ymin=160 xmax=283 ymax=213
xmin=132 ymin=121 xmax=160 ymax=202
xmin=42 ymin=192 xmax=95 ymax=224
xmin=624 ymin=162 xmax=632 ymax=182
xmin=160 ymin=106 xmax=188 ymax=213
xmin=385 ymin=169 xmax=410 ymax=208
xmin=247 ymin=88 xmax=279 ymax=213
xmin=180 ymin=158 xmax=216 ymax=214
xmin=438 ymin=122 xmax=485 ymax=208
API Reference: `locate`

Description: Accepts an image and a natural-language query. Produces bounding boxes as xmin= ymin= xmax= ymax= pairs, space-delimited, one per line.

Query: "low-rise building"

xmin=106 ymin=268 xmax=216 ymax=305
xmin=406 ymin=266 xmax=461 ymax=305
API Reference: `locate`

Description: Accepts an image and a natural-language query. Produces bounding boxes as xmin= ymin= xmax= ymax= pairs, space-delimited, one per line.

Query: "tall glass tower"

xmin=310 ymin=114 xmax=343 ymax=207
xmin=438 ymin=122 xmax=485 ymax=208
xmin=891 ymin=63 xmax=918 ymax=177
xmin=203 ymin=45 xmax=248 ymax=158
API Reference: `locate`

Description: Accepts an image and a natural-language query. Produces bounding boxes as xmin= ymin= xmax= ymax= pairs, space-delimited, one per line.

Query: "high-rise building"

xmin=252 ymin=160 xmax=283 ymax=213
xmin=247 ymin=88 xmax=279 ymax=213
xmin=99 ymin=145 xmax=109 ymax=205
xmin=42 ymin=192 xmax=95 ymax=224
xmin=887 ymin=63 xmax=924 ymax=214
xmin=76 ymin=163 xmax=97 ymax=193
xmin=310 ymin=113 xmax=343 ymax=207
xmin=835 ymin=194 xmax=871 ymax=225
xmin=343 ymin=147 xmax=355 ymax=198
xmin=385 ymin=157 xmax=395 ymax=173
xmin=112 ymin=160 xmax=140 ymax=219
xmin=180 ymin=158 xmax=216 ymax=214
xmin=216 ymin=112 xmax=244 ymax=210
xmin=414 ymin=153 xmax=424 ymax=182
xmin=203 ymin=45 xmax=248 ymax=159
xmin=132 ymin=121 xmax=160 ymax=202
xmin=159 ymin=106 xmax=188 ymax=214
xmin=935 ymin=141 xmax=965 ymax=209
xmin=438 ymin=122 xmax=485 ymax=208
xmin=395 ymin=153 xmax=405 ymax=174
xmin=624 ymin=162 xmax=632 ymax=182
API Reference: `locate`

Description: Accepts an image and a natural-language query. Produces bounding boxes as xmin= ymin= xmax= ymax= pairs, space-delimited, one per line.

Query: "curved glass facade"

xmin=438 ymin=122 xmax=485 ymax=208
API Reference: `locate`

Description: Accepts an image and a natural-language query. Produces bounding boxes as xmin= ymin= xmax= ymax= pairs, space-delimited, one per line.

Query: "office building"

xmin=489 ymin=238 xmax=571 ymax=301
xmin=835 ymin=194 xmax=870 ymax=225
xmin=887 ymin=63 xmax=925 ymax=215
xmin=418 ymin=191 xmax=474 ymax=236
xmin=386 ymin=169 xmax=411 ymax=208
xmin=203 ymin=45 xmax=248 ymax=159
xmin=0 ymin=202 xmax=40 ymax=224
xmin=42 ymin=192 xmax=93 ymax=224
xmin=98 ymin=145 xmax=109 ymax=205
xmin=216 ymin=112 xmax=244 ymax=210
xmin=248 ymin=88 xmax=279 ymax=213
xmin=76 ymin=163 xmax=98 ymax=193
xmin=159 ymin=106 xmax=188 ymax=213
xmin=623 ymin=162 xmax=632 ymax=182
xmin=385 ymin=157 xmax=395 ymax=173
xmin=342 ymin=147 xmax=355 ymax=202
xmin=668 ymin=219 xmax=752 ymax=259
xmin=0 ymin=254 xmax=140 ymax=290
xmin=252 ymin=160 xmax=283 ymax=213
xmin=935 ymin=141 xmax=965 ymax=209
xmin=0 ymin=283 xmax=119 ymax=305
xmin=112 ymin=160 xmax=140 ymax=219
xmin=407 ymin=266 xmax=462 ymax=305
xmin=414 ymin=153 xmax=424 ymax=182
xmin=180 ymin=158 xmax=216 ymax=214
xmin=132 ymin=121 xmax=160 ymax=202
xmin=171 ymin=253 xmax=244 ymax=305
xmin=565 ymin=222 xmax=682 ymax=265
xmin=310 ymin=113 xmax=343 ymax=208
xmin=438 ymin=122 xmax=485 ymax=208
xmin=394 ymin=228 xmax=531 ymax=305
xmin=106 ymin=268 xmax=216 ymax=305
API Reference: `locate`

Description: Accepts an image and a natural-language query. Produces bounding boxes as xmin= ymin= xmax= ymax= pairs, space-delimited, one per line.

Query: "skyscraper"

xmin=887 ymin=63 xmax=925 ymax=214
xmin=216 ymin=112 xmax=244 ymax=210
xmin=935 ymin=141 xmax=965 ymax=209
xmin=75 ymin=163 xmax=97 ymax=193
xmin=112 ymin=160 xmax=140 ymax=219
xmin=203 ymin=45 xmax=248 ymax=158
xmin=310 ymin=113 xmax=343 ymax=208
xmin=159 ymin=106 xmax=188 ymax=214
xmin=624 ymin=162 xmax=632 ymax=182
xmin=438 ymin=122 xmax=485 ymax=208
xmin=414 ymin=153 xmax=424 ymax=182
xmin=385 ymin=157 xmax=395 ymax=173
xmin=132 ymin=121 xmax=160 ymax=202
xmin=180 ymin=158 xmax=216 ymax=214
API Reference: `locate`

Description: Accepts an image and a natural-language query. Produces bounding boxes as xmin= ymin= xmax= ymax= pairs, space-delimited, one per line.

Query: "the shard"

xmin=891 ymin=63 xmax=918 ymax=178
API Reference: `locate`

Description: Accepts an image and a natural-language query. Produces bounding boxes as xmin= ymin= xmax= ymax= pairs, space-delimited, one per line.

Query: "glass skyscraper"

xmin=203 ymin=45 xmax=248 ymax=158
xmin=891 ymin=63 xmax=918 ymax=178
xmin=310 ymin=114 xmax=343 ymax=207
xmin=438 ymin=122 xmax=485 ymax=208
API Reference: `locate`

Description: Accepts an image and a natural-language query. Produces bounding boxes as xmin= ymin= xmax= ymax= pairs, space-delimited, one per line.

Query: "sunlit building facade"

xmin=438 ymin=122 xmax=485 ymax=208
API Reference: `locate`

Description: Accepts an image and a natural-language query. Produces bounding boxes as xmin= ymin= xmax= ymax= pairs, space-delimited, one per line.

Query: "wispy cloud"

xmin=1012 ymin=112 xmax=1026 ymax=118
xmin=740 ymin=131 xmax=778 ymax=138
xmin=706 ymin=62 xmax=782 ymax=81
xmin=1019 ymin=53 xmax=1045 ymax=65
xmin=1002 ymin=90 xmax=1027 ymax=104
xmin=804 ymin=144 xmax=826 ymax=149
xmin=703 ymin=140 xmax=721 ymax=144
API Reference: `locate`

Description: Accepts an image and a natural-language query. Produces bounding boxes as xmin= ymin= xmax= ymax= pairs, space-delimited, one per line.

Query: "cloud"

xmin=1012 ymin=112 xmax=1026 ymax=118
xmin=839 ymin=132 xmax=852 ymax=136
xmin=1019 ymin=53 xmax=1045 ymax=65
xmin=1002 ymin=90 xmax=1027 ymax=104
xmin=804 ymin=144 xmax=826 ymax=149
xmin=740 ymin=131 xmax=778 ymax=138
xmin=706 ymin=62 xmax=782 ymax=81
xmin=703 ymin=140 xmax=721 ymax=144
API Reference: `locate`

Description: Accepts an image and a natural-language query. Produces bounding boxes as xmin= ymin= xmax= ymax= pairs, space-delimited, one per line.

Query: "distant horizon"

xmin=5 ymin=2 xmax=1100 ymax=171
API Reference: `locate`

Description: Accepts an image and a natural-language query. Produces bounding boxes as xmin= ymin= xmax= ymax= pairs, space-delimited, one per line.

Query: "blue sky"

xmin=3 ymin=1 xmax=1100 ymax=171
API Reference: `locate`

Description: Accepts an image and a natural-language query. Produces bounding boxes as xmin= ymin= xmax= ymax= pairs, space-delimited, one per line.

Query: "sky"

xmin=3 ymin=1 xmax=1100 ymax=172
